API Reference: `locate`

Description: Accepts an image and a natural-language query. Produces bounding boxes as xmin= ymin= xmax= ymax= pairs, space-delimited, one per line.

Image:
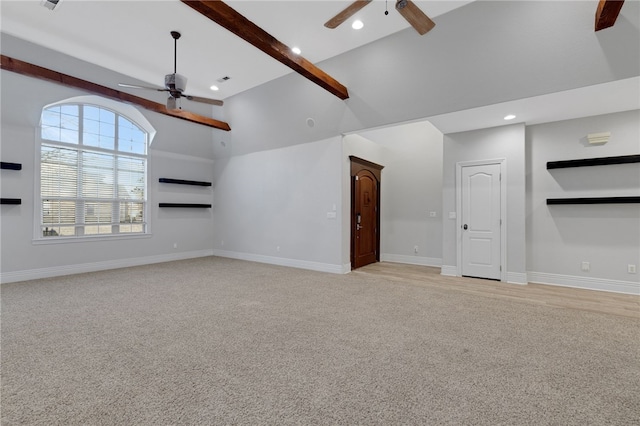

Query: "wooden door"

xmin=350 ymin=156 xmax=383 ymax=270
xmin=461 ymin=163 xmax=502 ymax=280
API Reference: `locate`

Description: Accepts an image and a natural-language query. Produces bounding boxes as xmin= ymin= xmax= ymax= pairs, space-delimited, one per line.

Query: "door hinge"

xmin=500 ymin=266 xmax=502 ymax=272
xmin=500 ymin=173 xmax=502 ymax=181
xmin=355 ymin=175 xmax=359 ymax=181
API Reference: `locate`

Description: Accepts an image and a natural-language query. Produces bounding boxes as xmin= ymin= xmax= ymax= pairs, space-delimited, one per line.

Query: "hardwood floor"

xmin=354 ymin=262 xmax=640 ymax=319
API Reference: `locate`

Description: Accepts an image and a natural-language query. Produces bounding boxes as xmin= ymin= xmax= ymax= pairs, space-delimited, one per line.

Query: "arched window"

xmin=37 ymin=96 xmax=154 ymax=239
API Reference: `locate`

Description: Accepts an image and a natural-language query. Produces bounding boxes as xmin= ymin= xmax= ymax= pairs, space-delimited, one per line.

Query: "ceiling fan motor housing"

xmin=165 ymin=73 xmax=187 ymax=93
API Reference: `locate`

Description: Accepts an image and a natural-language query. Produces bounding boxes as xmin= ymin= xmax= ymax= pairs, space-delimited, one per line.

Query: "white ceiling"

xmin=0 ymin=0 xmax=473 ymax=100
xmin=1 ymin=0 xmax=638 ymax=135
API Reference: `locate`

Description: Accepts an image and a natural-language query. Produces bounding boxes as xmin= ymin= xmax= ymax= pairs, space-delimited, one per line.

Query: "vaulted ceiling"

xmin=1 ymin=0 xmax=637 ymax=136
xmin=0 ymin=1 xmax=474 ymax=100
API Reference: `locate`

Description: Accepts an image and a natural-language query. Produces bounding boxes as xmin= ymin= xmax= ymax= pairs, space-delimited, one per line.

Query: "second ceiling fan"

xmin=325 ymin=0 xmax=435 ymax=35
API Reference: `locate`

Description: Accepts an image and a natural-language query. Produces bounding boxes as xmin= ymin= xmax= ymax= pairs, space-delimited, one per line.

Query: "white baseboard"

xmin=381 ymin=254 xmax=442 ymax=268
xmin=212 ymin=249 xmax=346 ymax=274
xmin=1 ymin=249 xmax=214 ymax=284
xmin=441 ymin=265 xmax=458 ymax=277
xmin=528 ymin=271 xmax=640 ymax=295
xmin=507 ymin=272 xmax=528 ymax=285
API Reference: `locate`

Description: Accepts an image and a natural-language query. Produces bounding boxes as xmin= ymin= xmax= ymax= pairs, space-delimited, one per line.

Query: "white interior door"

xmin=461 ymin=163 xmax=502 ymax=280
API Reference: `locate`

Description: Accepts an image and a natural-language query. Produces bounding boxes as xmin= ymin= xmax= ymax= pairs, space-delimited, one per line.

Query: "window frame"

xmin=34 ymin=96 xmax=155 ymax=243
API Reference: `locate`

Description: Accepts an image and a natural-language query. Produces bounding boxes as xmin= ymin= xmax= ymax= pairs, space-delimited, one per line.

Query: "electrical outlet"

xmin=581 ymin=261 xmax=590 ymax=272
xmin=414 ymin=245 xmax=419 ymax=254
xmin=277 ymin=246 xmax=280 ymax=252
xmin=429 ymin=211 xmax=437 ymax=218
xmin=629 ymin=264 xmax=637 ymax=274
xmin=173 ymin=243 xmax=178 ymax=249
xmin=221 ymin=240 xmax=224 ymax=246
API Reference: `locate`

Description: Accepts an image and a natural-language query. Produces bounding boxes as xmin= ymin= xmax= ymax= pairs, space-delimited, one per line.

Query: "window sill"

xmin=32 ymin=233 xmax=152 ymax=245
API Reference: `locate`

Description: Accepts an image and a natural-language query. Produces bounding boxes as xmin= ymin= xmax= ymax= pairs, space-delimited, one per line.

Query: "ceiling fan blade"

xmin=324 ymin=0 xmax=372 ymax=29
xmin=118 ymin=83 xmax=167 ymax=92
xmin=395 ymin=0 xmax=436 ymax=35
xmin=183 ymin=95 xmax=224 ymax=107
xmin=166 ymin=96 xmax=177 ymax=110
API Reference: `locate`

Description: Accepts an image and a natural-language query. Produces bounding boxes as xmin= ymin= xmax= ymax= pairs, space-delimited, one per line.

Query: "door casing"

xmin=456 ymin=158 xmax=507 ymax=282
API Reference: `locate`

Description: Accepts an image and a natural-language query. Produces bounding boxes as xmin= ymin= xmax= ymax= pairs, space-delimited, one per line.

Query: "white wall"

xmin=0 ymin=69 xmax=217 ymax=283
xmin=442 ymin=124 xmax=527 ymax=283
xmin=356 ymin=121 xmax=444 ymax=267
xmin=211 ymin=137 xmax=345 ymax=273
xmin=526 ymin=110 xmax=640 ymax=293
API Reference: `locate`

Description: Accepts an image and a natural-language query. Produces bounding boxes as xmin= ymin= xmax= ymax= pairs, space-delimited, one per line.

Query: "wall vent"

xmin=41 ymin=0 xmax=61 ymax=11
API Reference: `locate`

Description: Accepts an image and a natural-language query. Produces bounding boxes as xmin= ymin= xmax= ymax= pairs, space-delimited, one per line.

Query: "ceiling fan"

xmin=118 ymin=31 xmax=223 ymax=110
xmin=325 ymin=0 xmax=435 ymax=35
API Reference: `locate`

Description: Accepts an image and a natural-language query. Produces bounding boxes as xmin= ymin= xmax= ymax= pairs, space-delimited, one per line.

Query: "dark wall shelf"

xmin=1 ymin=198 xmax=22 ymax=205
xmin=547 ymin=154 xmax=640 ymax=169
xmin=547 ymin=196 xmax=640 ymax=205
xmin=159 ymin=203 xmax=211 ymax=208
xmin=1 ymin=162 xmax=22 ymax=170
xmin=159 ymin=178 xmax=212 ymax=187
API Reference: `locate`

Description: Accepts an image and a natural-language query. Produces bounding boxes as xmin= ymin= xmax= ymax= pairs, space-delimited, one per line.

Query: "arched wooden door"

xmin=350 ymin=156 xmax=383 ymax=270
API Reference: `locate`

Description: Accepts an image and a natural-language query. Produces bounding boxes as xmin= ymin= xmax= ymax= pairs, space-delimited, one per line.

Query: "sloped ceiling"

xmin=0 ymin=0 xmax=473 ymax=99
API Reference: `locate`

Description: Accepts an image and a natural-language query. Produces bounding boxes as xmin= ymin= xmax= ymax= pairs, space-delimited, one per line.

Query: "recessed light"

xmin=504 ymin=114 xmax=516 ymax=120
xmin=210 ymin=85 xmax=219 ymax=91
xmin=352 ymin=20 xmax=364 ymax=30
xmin=292 ymin=47 xmax=301 ymax=55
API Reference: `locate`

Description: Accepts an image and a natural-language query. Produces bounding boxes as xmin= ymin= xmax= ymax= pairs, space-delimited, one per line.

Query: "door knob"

xmin=463 ymin=224 xmax=468 ymax=230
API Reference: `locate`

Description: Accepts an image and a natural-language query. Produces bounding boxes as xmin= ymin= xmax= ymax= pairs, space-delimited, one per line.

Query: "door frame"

xmin=455 ymin=158 xmax=507 ymax=282
xmin=349 ymin=156 xmax=383 ymax=270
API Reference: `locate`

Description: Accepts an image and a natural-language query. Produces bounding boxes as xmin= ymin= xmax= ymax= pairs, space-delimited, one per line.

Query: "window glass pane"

xmin=84 ymin=118 xmax=100 ymax=135
xmin=41 ymin=105 xmax=79 ymax=144
xmin=118 ymin=116 xmax=147 ymax=154
xmin=99 ymin=136 xmax=115 ymax=150
xmin=85 ymin=225 xmax=114 ymax=235
xmin=120 ymin=223 xmax=145 ymax=234
xmin=41 ymin=126 xmax=61 ymax=142
xmin=42 ymin=226 xmax=76 ymax=237
xmin=84 ymin=202 xmax=112 ymax=224
xmin=84 ymin=105 xmax=100 ymax=121
xmin=41 ymin=146 xmax=78 ymax=197
xmin=117 ymin=156 xmax=145 ymax=200
xmin=120 ymin=202 xmax=144 ymax=224
xmin=61 ymin=105 xmax=78 ymax=116
xmin=99 ymin=108 xmax=115 ymax=125
xmin=42 ymin=200 xmax=76 ymax=225
xmin=42 ymin=110 xmax=60 ymax=128
xmin=81 ymin=151 xmax=114 ymax=199
xmin=60 ymin=112 xmax=79 ymax=131
xmin=60 ymin=128 xmax=79 ymax=144
xmin=83 ymin=106 xmax=114 ymax=149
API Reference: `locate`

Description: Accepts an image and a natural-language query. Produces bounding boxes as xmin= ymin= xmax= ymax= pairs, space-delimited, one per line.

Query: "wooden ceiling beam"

xmin=180 ymin=0 xmax=349 ymax=100
xmin=0 ymin=55 xmax=231 ymax=131
xmin=595 ymin=0 xmax=625 ymax=31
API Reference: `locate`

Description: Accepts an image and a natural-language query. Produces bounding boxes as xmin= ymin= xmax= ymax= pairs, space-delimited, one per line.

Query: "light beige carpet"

xmin=2 ymin=256 xmax=639 ymax=425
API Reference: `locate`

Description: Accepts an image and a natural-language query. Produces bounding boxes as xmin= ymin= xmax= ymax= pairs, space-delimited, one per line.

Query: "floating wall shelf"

xmin=159 ymin=203 xmax=211 ymax=208
xmin=547 ymin=197 xmax=640 ymax=205
xmin=1 ymin=162 xmax=22 ymax=170
xmin=1 ymin=198 xmax=22 ymax=205
xmin=547 ymin=154 xmax=640 ymax=169
xmin=159 ymin=178 xmax=212 ymax=187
